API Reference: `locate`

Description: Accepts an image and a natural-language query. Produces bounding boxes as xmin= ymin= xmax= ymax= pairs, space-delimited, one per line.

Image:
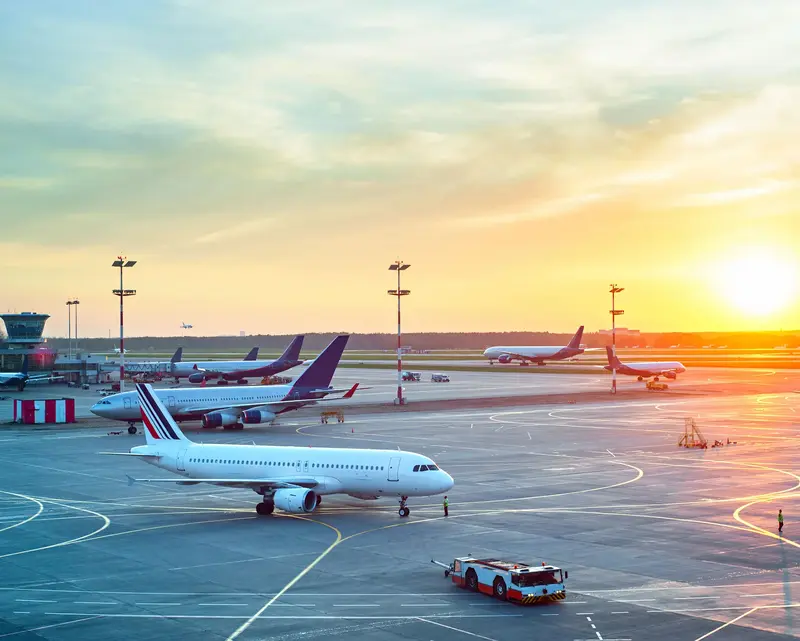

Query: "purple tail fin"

xmin=291 ymin=335 xmax=349 ymax=391
xmin=170 ymin=348 xmax=183 ymax=364
xmin=567 ymin=326 xmax=584 ymax=349
xmin=244 ymin=347 xmax=259 ymax=361
xmin=605 ymin=346 xmax=622 ymax=368
xmin=278 ymin=335 xmax=304 ymax=363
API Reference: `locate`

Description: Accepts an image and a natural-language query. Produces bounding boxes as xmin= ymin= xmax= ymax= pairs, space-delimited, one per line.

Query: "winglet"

xmin=127 ymin=474 xmax=136 ymax=487
xmin=244 ymin=347 xmax=259 ymax=361
xmin=342 ymin=383 xmax=359 ymax=399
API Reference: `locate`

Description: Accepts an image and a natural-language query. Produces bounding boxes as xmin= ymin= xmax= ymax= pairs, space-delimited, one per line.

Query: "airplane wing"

xmin=126 ymin=474 xmax=319 ymax=491
xmin=182 ymin=384 xmax=359 ymax=415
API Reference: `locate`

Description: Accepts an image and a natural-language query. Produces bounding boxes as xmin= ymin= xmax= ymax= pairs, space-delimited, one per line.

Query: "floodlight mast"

xmin=388 ymin=261 xmax=411 ymax=405
xmin=609 ymin=284 xmax=625 ymax=394
xmin=112 ymin=257 xmax=137 ymax=392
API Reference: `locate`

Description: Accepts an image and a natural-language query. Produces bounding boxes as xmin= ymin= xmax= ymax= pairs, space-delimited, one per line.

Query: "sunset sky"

xmin=1 ymin=1 xmax=798 ymax=337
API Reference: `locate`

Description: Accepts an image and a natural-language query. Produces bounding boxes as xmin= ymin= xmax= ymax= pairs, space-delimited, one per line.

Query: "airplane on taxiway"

xmin=102 ymin=382 xmax=453 ymax=517
xmin=604 ymin=346 xmax=686 ymax=381
xmin=0 ymin=356 xmax=61 ymax=391
xmin=91 ymin=335 xmax=354 ymax=430
xmin=483 ymin=326 xmax=588 ymax=365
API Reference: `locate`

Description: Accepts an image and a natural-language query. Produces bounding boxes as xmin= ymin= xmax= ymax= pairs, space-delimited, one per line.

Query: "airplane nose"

xmin=90 ymin=403 xmax=107 ymax=418
xmin=441 ymin=471 xmax=455 ymax=492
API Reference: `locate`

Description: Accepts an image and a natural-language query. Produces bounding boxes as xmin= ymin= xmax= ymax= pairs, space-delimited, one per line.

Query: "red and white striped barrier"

xmin=13 ymin=398 xmax=76 ymax=424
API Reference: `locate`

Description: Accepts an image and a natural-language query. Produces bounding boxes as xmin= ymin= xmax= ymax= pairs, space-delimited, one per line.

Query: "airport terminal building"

xmin=0 ymin=312 xmax=56 ymax=372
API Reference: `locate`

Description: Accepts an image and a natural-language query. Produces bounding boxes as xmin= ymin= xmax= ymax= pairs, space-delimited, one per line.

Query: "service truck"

xmin=432 ymin=556 xmax=567 ymax=604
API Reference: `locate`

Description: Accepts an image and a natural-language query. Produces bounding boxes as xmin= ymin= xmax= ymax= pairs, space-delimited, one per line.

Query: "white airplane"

xmin=103 ymin=382 xmax=454 ymax=517
xmin=181 ymin=322 xmax=193 ymax=329
xmin=172 ymin=336 xmax=303 ymax=384
xmin=0 ymin=356 xmax=61 ymax=391
xmin=604 ymin=346 xmax=686 ymax=381
xmin=483 ymin=326 xmax=587 ymax=366
xmin=92 ymin=335 xmax=353 ymax=430
xmin=113 ymin=346 xmax=129 ymax=354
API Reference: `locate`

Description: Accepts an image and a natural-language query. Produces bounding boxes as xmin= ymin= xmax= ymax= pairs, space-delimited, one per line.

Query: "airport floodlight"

xmin=112 ymin=257 xmax=137 ymax=392
xmin=387 ymin=261 xmax=411 ymax=405
xmin=609 ymin=284 xmax=624 ymax=395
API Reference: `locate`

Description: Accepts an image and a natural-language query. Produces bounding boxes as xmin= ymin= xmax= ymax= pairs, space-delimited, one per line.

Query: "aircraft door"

xmin=176 ymin=449 xmax=187 ymax=471
xmin=303 ymin=460 xmax=309 ymax=473
xmin=294 ymin=460 xmax=302 ymax=472
xmin=388 ymin=457 xmax=401 ymax=482
xmin=167 ymin=396 xmax=176 ymax=410
xmin=123 ymin=397 xmax=131 ymax=410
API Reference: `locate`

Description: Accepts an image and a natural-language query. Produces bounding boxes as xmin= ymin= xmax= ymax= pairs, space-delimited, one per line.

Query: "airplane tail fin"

xmin=279 ymin=335 xmax=304 ymax=363
xmin=136 ymin=383 xmax=191 ymax=445
xmin=20 ymin=355 xmax=29 ymax=376
xmin=244 ymin=347 xmax=259 ymax=361
xmin=567 ymin=326 xmax=585 ymax=349
xmin=291 ymin=335 xmax=349 ymax=391
xmin=605 ymin=346 xmax=623 ymax=369
xmin=170 ymin=348 xmax=183 ymax=364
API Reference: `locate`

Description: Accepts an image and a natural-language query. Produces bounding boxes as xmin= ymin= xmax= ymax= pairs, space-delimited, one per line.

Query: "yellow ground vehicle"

xmin=646 ymin=380 xmax=668 ymax=391
xmin=320 ymin=410 xmax=344 ymax=424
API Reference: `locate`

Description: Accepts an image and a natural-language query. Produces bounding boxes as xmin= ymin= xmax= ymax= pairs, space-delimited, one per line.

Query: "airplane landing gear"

xmin=127 ymin=423 xmax=137 ymax=435
xmin=256 ymin=498 xmax=275 ymax=516
xmin=398 ymin=496 xmax=410 ymax=517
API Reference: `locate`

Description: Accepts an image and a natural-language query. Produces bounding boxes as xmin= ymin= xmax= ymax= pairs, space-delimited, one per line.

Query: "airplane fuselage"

xmin=134 ymin=442 xmax=453 ymax=499
xmin=172 ymin=359 xmax=302 ymax=380
xmin=92 ymin=384 xmax=316 ymax=422
xmin=483 ymin=346 xmax=584 ymax=363
xmin=604 ymin=361 xmax=686 ymax=377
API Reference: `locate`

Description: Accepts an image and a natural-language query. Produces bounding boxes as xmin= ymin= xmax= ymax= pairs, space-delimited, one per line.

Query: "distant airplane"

xmin=113 ymin=346 xmax=129 ymax=354
xmin=101 ymin=382 xmax=453 ymax=517
xmin=0 ymin=356 xmax=62 ymax=391
xmin=172 ymin=336 xmax=303 ymax=384
xmin=181 ymin=322 xmax=193 ymax=329
xmin=604 ymin=346 xmax=686 ymax=382
xmin=483 ymin=326 xmax=587 ymax=366
xmin=92 ymin=335 xmax=353 ymax=430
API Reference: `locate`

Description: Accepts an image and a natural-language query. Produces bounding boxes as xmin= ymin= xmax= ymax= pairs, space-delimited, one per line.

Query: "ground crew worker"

xmin=778 ymin=509 xmax=784 ymax=534
xmin=443 ymin=496 xmax=449 ymax=517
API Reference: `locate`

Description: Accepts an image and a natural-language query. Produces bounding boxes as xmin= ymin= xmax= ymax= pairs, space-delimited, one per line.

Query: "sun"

xmin=715 ymin=249 xmax=798 ymax=316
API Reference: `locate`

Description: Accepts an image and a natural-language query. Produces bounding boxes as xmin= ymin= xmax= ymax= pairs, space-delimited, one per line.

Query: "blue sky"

xmin=1 ymin=1 xmax=798 ymax=336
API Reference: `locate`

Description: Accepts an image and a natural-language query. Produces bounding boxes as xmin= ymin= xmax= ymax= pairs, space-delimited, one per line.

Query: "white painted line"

xmin=401 ymin=604 xmax=448 ymax=607
xmin=740 ymin=593 xmax=784 ymax=597
xmin=619 ymin=599 xmax=655 ymax=602
xmin=15 ymin=599 xmax=56 ymax=603
xmin=416 ymin=617 xmax=500 ymax=641
xmin=332 ymin=604 xmax=379 ymax=608
xmin=540 ymin=613 xmax=559 ymax=616
xmin=610 ymin=611 xmax=629 ymax=614
xmin=74 ymin=601 xmax=116 ymax=605
xmin=12 ymin=612 xmax=30 ymax=615
xmin=41 ymin=611 xmax=523 ymax=620
xmin=576 ymin=612 xmax=595 ymax=615
xmin=135 ymin=602 xmax=181 ymax=606
xmin=528 ymin=432 xmax=532 ymax=440
xmin=0 ymin=615 xmax=103 ymax=639
xmin=586 ymin=616 xmax=592 ymax=622
xmin=197 ymin=603 xmax=248 ymax=607
xmin=674 ymin=596 xmax=720 ymax=600
xmin=595 ymin=632 xmax=603 ymax=640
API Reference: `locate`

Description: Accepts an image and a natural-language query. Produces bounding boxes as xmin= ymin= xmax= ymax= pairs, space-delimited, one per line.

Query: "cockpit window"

xmin=413 ymin=465 xmax=420 ymax=472
xmin=419 ymin=465 xmax=429 ymax=471
xmin=428 ymin=464 xmax=438 ymax=470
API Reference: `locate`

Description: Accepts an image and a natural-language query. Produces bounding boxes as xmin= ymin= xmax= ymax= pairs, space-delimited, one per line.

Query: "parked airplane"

xmin=124 ymin=348 xmax=184 ymax=374
xmin=604 ymin=346 xmax=686 ymax=381
xmin=172 ymin=336 xmax=303 ymax=384
xmin=92 ymin=335 xmax=353 ymax=431
xmin=483 ymin=326 xmax=587 ymax=366
xmin=0 ymin=356 xmax=61 ymax=391
xmin=104 ymin=382 xmax=452 ymax=517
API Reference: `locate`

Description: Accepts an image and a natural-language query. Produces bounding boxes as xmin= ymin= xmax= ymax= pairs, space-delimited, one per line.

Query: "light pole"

xmin=388 ymin=261 xmax=411 ymax=405
xmin=609 ymin=284 xmax=625 ymax=394
xmin=69 ymin=299 xmax=80 ymax=355
xmin=66 ymin=301 xmax=73 ymax=359
xmin=112 ymin=258 xmax=137 ymax=392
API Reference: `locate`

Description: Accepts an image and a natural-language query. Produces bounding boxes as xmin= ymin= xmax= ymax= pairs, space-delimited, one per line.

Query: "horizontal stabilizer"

xmin=99 ymin=452 xmax=161 ymax=458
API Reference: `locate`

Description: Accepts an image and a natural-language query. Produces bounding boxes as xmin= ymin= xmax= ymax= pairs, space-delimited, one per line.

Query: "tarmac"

xmin=0 ymin=369 xmax=798 ymax=640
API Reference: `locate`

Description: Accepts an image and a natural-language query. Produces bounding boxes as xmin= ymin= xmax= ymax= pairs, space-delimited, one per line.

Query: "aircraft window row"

xmin=188 ymin=458 xmax=383 ymax=471
xmin=412 ymin=464 xmax=439 ymax=472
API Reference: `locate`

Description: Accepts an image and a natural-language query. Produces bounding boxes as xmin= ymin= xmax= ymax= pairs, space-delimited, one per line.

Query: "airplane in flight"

xmin=0 ymin=356 xmax=61 ymax=391
xmin=180 ymin=322 xmax=193 ymax=329
xmin=92 ymin=335 xmax=354 ymax=431
xmin=483 ymin=326 xmax=587 ymax=366
xmin=172 ymin=336 xmax=303 ymax=384
xmin=105 ymin=382 xmax=453 ymax=517
xmin=112 ymin=346 xmax=128 ymax=354
xmin=604 ymin=346 xmax=686 ymax=381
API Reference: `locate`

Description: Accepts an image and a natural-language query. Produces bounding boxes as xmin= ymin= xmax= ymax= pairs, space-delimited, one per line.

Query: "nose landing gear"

xmin=398 ymin=496 xmax=410 ymax=517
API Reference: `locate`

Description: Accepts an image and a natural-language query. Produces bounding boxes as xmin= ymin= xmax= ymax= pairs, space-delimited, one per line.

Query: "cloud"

xmin=193 ymin=218 xmax=275 ymax=244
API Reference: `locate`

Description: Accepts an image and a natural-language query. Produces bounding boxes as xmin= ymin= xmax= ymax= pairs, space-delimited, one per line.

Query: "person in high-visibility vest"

xmin=778 ymin=509 xmax=784 ymax=534
xmin=443 ymin=496 xmax=449 ymax=517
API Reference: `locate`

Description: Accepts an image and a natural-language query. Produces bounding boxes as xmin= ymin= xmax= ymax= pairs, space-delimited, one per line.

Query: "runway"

xmin=0 ymin=382 xmax=798 ymax=640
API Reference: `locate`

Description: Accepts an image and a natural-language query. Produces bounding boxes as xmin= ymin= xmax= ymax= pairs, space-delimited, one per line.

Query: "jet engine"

xmin=188 ymin=372 xmax=207 ymax=384
xmin=272 ymin=488 xmax=318 ymax=513
xmin=498 ymin=354 xmax=513 ymax=364
xmin=241 ymin=409 xmax=277 ymax=424
xmin=202 ymin=411 xmax=239 ymax=428
xmin=664 ymin=371 xmax=677 ymax=380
